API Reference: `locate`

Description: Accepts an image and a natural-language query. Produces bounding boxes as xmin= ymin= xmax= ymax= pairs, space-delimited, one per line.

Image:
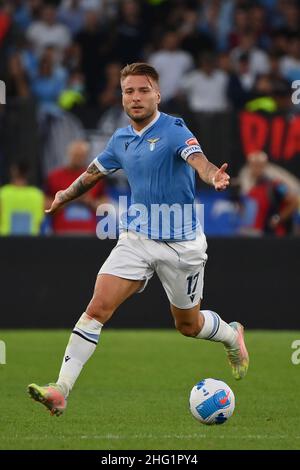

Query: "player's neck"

xmin=131 ymin=111 xmax=160 ymax=133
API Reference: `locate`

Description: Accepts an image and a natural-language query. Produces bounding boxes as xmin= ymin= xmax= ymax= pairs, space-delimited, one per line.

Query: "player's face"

xmin=121 ymin=75 xmax=161 ymax=126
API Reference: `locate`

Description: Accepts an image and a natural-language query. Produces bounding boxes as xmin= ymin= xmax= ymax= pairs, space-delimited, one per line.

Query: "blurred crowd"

xmin=1 ymin=0 xmax=300 ymax=236
xmin=2 ymin=0 xmax=300 ymax=113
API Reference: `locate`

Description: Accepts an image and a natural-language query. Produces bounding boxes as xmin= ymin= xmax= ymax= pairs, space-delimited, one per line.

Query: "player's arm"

xmin=46 ymin=163 xmax=105 ymax=214
xmin=186 ymin=152 xmax=230 ymax=191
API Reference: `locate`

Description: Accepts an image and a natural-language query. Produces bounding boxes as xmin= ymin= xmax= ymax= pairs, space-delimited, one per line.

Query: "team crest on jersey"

xmin=185 ymin=137 xmax=199 ymax=146
xmin=147 ymin=138 xmax=160 ymax=151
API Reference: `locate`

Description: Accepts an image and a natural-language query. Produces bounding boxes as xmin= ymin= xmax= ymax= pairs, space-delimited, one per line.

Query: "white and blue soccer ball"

xmin=189 ymin=378 xmax=235 ymax=425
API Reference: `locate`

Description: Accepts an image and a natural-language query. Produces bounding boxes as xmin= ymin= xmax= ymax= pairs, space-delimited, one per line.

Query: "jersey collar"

xmin=131 ymin=112 xmax=161 ymax=137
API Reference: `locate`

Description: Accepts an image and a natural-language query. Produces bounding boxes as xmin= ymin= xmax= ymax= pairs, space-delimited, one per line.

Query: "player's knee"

xmin=86 ymin=298 xmax=115 ymax=323
xmin=175 ymin=322 xmax=199 ymax=338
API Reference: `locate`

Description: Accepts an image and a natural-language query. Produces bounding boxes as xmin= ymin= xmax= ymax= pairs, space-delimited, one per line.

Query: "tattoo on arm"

xmin=57 ymin=176 xmax=89 ymax=204
xmin=86 ymin=163 xmax=101 ymax=175
xmin=57 ymin=163 xmax=103 ymax=204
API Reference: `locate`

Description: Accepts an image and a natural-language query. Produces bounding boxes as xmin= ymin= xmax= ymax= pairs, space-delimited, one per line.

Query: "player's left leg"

xmin=28 ymin=275 xmax=144 ymax=416
xmin=170 ymin=302 xmax=249 ymax=380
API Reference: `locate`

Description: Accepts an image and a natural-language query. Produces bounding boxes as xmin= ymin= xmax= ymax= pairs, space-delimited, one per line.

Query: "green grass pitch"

xmin=0 ymin=329 xmax=299 ymax=450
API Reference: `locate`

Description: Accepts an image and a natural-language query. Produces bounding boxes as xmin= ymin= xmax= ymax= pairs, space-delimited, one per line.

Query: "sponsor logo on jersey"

xmin=185 ymin=137 xmax=199 ymax=146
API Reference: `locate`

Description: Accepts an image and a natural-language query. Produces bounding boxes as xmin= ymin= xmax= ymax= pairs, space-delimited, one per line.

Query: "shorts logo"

xmin=147 ymin=138 xmax=160 ymax=151
xmin=185 ymin=137 xmax=199 ymax=146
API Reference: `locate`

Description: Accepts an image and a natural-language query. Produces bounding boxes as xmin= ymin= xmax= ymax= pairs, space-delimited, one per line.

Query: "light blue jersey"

xmin=93 ymin=112 xmax=203 ymax=240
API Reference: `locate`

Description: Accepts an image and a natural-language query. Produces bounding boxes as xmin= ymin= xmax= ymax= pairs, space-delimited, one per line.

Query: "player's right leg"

xmin=170 ymin=304 xmax=249 ymax=380
xmin=155 ymin=232 xmax=249 ymax=380
xmin=27 ymin=274 xmax=144 ymax=416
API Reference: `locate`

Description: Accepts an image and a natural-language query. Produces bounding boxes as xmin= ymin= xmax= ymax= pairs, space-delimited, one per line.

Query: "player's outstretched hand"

xmin=213 ymin=163 xmax=230 ymax=191
xmin=45 ymin=190 xmax=65 ymax=214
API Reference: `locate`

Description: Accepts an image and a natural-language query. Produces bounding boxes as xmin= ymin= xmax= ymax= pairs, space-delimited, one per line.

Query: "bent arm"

xmin=46 ymin=163 xmax=105 ymax=214
xmin=186 ymin=152 xmax=230 ymax=191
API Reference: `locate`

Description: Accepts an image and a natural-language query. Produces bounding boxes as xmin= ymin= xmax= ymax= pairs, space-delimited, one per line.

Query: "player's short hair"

xmin=120 ymin=63 xmax=159 ymax=84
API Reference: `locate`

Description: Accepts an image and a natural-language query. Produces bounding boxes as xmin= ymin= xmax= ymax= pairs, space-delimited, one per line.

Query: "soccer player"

xmin=28 ymin=63 xmax=249 ymax=416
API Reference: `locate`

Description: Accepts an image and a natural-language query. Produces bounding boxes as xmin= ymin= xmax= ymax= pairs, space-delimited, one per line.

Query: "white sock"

xmin=56 ymin=312 xmax=103 ymax=397
xmin=196 ymin=310 xmax=237 ymax=347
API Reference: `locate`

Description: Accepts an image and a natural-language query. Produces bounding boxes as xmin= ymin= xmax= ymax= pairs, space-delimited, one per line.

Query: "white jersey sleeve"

xmin=93 ymin=134 xmax=122 ymax=175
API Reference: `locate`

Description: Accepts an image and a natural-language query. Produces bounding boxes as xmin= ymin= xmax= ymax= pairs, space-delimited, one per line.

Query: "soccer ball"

xmin=189 ymin=378 xmax=235 ymax=425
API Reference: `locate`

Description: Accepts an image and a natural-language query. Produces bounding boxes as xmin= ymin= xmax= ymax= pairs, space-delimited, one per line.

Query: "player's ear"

xmin=157 ymin=91 xmax=161 ymax=104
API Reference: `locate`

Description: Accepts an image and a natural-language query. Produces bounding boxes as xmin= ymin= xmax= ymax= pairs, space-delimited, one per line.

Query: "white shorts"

xmin=99 ymin=231 xmax=208 ymax=309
